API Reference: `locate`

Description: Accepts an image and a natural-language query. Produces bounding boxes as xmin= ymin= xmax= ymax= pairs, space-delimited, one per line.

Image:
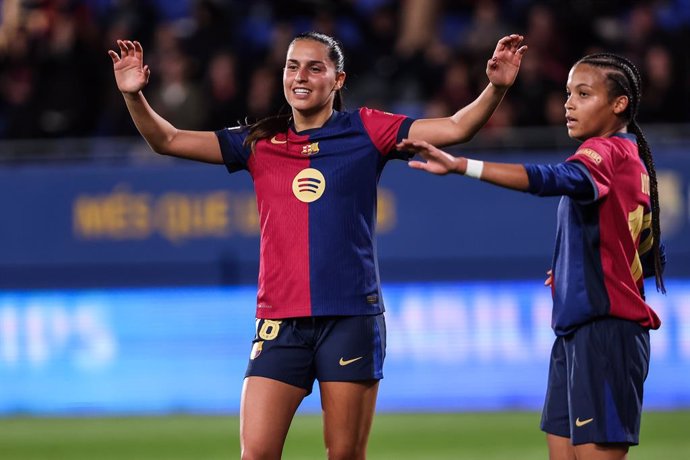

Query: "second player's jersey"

xmin=551 ymin=133 xmax=661 ymax=336
xmin=216 ymin=108 xmax=413 ymax=319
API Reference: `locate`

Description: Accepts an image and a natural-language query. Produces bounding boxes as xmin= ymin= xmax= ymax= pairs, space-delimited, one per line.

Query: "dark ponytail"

xmin=578 ymin=53 xmax=666 ymax=293
xmin=244 ymin=32 xmax=346 ymax=149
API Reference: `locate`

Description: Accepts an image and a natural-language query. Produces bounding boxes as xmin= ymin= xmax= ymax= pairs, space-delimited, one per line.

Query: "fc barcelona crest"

xmin=301 ymin=142 xmax=319 ymax=156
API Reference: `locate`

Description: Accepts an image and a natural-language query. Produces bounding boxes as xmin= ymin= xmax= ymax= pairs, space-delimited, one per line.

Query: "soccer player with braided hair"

xmin=399 ymin=53 xmax=666 ymax=459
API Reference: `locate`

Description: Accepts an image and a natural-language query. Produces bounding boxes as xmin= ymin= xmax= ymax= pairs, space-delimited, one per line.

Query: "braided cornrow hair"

xmin=577 ymin=53 xmax=666 ymax=293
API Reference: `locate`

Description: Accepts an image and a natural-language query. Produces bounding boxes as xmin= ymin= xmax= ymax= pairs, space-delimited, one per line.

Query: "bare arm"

xmin=108 ymin=40 xmax=222 ymax=164
xmin=407 ymin=34 xmax=527 ymax=147
xmin=398 ymin=138 xmax=530 ymax=191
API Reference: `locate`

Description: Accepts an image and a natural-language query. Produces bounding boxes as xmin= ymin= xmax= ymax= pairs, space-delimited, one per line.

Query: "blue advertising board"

xmin=0 ymin=148 xmax=689 ymax=287
xmin=1 ymin=281 xmax=688 ymax=415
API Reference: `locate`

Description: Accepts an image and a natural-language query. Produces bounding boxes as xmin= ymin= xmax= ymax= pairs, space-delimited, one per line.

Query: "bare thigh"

xmin=240 ymin=376 xmax=307 ymax=460
xmin=574 ymin=443 xmax=628 ymax=460
xmin=547 ymin=434 xmax=629 ymax=460
xmin=320 ymin=380 xmax=379 ymax=460
xmin=547 ymin=434 xmax=577 ymax=460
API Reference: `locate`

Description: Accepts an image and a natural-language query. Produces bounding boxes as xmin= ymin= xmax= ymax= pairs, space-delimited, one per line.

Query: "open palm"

xmin=486 ymin=34 xmax=528 ymax=89
xmin=108 ymin=40 xmax=150 ymax=94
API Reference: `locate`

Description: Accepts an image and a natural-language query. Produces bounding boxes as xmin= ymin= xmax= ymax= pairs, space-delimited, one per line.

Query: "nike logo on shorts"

xmin=339 ymin=356 xmax=363 ymax=366
xmin=575 ymin=417 xmax=594 ymax=427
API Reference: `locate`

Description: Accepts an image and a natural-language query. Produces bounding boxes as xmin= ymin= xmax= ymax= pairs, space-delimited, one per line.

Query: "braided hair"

xmin=576 ymin=53 xmax=665 ymax=293
xmin=244 ymin=32 xmax=346 ymax=149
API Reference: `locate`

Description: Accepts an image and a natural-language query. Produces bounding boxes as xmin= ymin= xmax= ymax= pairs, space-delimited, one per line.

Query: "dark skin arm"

xmin=398 ymin=138 xmax=530 ymax=191
xmin=398 ymin=138 xmax=554 ymax=286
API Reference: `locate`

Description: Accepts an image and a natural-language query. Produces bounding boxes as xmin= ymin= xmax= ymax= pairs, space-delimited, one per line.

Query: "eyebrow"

xmin=286 ymin=59 xmax=326 ymax=66
xmin=566 ymin=83 xmax=593 ymax=90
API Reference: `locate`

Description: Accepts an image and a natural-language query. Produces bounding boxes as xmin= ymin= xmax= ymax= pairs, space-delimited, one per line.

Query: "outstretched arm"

xmin=399 ymin=139 xmax=596 ymax=201
xmin=399 ymin=139 xmax=530 ymax=190
xmin=407 ymin=34 xmax=527 ymax=147
xmin=108 ymin=40 xmax=222 ymax=163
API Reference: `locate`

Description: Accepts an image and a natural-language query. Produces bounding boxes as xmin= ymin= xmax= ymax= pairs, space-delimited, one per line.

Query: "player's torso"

xmin=552 ymin=138 xmax=655 ymax=333
xmin=248 ymin=119 xmax=383 ymax=212
xmin=247 ymin=111 xmax=386 ymax=318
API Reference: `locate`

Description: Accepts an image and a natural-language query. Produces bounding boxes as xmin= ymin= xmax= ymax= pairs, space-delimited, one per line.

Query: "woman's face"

xmin=564 ymin=63 xmax=628 ymax=141
xmin=283 ymin=39 xmax=345 ymax=117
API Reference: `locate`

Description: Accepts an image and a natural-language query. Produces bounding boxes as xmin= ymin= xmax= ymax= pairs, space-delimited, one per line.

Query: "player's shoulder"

xmin=575 ymin=134 xmax=636 ymax=164
xmin=217 ymin=124 xmax=250 ymax=139
xmin=358 ymin=106 xmax=401 ymax=118
xmin=572 ymin=137 xmax=611 ymax=165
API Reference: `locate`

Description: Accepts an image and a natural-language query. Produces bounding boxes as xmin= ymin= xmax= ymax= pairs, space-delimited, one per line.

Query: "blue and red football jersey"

xmin=215 ymin=108 xmax=413 ymax=319
xmin=550 ymin=133 xmax=661 ymax=335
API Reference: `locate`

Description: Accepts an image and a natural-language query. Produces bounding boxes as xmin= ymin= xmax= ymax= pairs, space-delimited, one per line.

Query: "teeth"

xmin=294 ymin=89 xmax=310 ymax=94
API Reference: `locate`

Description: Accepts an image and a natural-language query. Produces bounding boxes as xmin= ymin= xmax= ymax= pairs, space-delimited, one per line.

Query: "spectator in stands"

xmin=1 ymin=0 xmax=689 ymax=143
xmin=203 ymin=50 xmax=246 ymax=129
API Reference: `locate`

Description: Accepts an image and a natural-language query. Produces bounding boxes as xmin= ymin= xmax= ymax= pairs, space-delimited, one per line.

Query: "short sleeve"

xmin=359 ymin=107 xmax=414 ymax=159
xmin=565 ymin=137 xmax=616 ymax=200
xmin=214 ymin=126 xmax=252 ymax=173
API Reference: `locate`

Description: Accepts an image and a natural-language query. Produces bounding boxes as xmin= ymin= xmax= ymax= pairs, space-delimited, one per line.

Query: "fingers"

xmin=134 ymin=40 xmax=143 ymax=62
xmin=408 ymin=160 xmax=426 ymax=170
xmin=117 ymin=39 xmax=128 ymax=56
xmin=114 ymin=39 xmax=140 ymax=59
xmin=408 ymin=160 xmax=442 ymax=175
xmin=396 ymin=138 xmax=432 ymax=152
xmin=107 ymin=49 xmax=120 ymax=63
xmin=495 ymin=34 xmax=525 ymax=53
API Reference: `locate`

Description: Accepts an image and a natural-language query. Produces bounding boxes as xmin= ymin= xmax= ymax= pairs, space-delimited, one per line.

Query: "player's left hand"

xmin=397 ymin=139 xmax=462 ymax=176
xmin=486 ymin=34 xmax=527 ymax=90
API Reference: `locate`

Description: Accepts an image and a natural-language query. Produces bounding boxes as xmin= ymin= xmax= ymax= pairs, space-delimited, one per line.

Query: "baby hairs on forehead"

xmin=575 ymin=53 xmax=642 ymax=122
xmin=290 ymin=31 xmax=345 ymax=73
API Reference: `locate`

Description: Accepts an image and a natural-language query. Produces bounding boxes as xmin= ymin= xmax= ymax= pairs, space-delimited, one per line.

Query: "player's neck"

xmin=292 ymin=108 xmax=333 ymax=132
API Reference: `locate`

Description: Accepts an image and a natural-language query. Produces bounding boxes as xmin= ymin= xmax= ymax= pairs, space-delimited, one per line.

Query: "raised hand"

xmin=486 ymin=34 xmax=527 ymax=90
xmin=108 ymin=40 xmax=151 ymax=94
xmin=398 ymin=139 xmax=462 ymax=176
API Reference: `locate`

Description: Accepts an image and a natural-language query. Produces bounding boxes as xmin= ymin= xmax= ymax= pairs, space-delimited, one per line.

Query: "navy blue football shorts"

xmin=245 ymin=314 xmax=386 ymax=394
xmin=540 ymin=317 xmax=650 ymax=446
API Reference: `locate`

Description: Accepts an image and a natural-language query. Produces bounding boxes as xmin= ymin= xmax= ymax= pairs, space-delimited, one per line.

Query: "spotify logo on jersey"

xmin=292 ymin=168 xmax=326 ymax=203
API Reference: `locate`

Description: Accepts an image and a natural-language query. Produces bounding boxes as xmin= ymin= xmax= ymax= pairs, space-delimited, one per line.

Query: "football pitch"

xmin=1 ymin=411 xmax=688 ymax=459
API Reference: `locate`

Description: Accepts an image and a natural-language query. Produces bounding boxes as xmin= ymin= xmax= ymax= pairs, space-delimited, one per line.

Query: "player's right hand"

xmin=398 ymin=138 xmax=461 ymax=176
xmin=108 ymin=40 xmax=151 ymax=94
xmin=544 ymin=269 xmax=553 ymax=286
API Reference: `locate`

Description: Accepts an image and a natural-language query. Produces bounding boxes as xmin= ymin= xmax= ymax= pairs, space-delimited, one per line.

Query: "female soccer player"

xmin=109 ymin=32 xmax=526 ymax=459
xmin=399 ymin=53 xmax=665 ymax=460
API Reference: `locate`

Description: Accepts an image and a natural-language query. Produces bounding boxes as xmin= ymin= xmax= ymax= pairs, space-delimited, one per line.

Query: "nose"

xmin=564 ymin=95 xmax=573 ymax=110
xmin=295 ymin=66 xmax=307 ymax=82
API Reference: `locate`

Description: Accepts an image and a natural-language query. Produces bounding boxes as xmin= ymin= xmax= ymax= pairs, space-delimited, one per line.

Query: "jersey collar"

xmin=611 ymin=132 xmax=637 ymax=143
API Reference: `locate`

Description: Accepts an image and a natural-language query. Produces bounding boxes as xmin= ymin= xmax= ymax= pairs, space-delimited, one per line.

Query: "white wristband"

xmin=464 ymin=159 xmax=484 ymax=179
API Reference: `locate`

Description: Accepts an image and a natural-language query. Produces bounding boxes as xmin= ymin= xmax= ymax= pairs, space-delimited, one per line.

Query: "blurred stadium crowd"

xmin=0 ymin=0 xmax=688 ymax=141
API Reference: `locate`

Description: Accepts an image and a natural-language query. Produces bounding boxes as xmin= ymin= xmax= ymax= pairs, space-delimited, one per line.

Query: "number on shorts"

xmin=258 ymin=320 xmax=282 ymax=340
